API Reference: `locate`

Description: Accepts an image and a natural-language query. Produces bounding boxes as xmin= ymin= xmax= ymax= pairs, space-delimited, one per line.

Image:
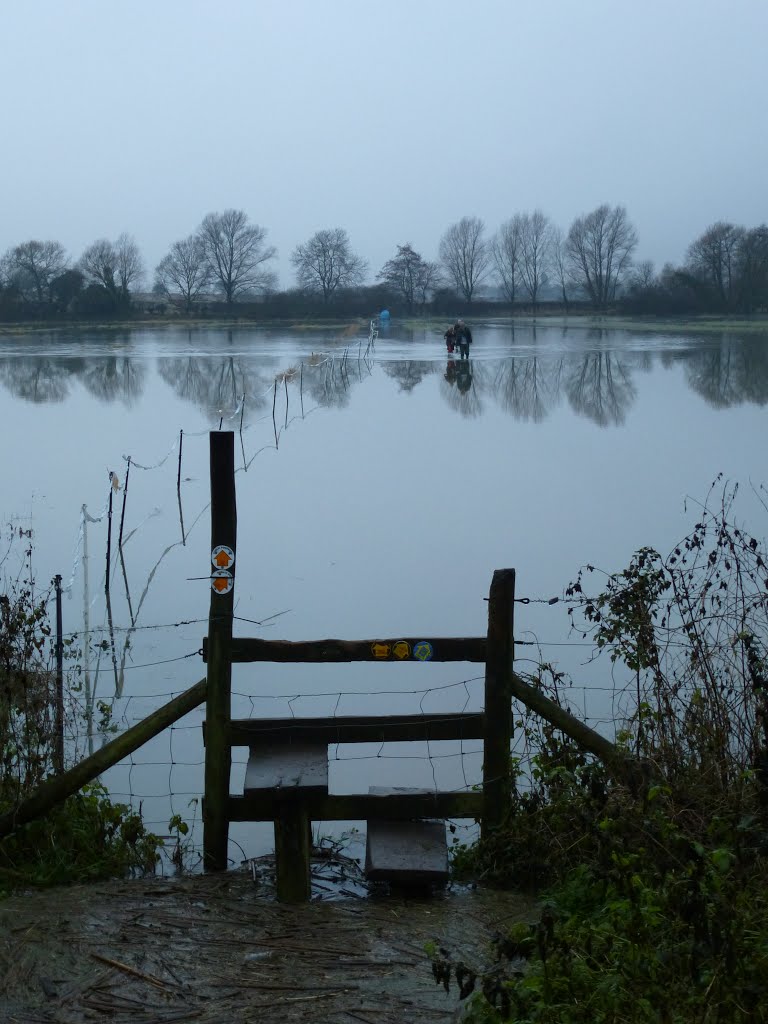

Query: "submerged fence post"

xmin=105 ymin=474 xmax=114 ymax=594
xmin=177 ymin=430 xmax=184 ymax=491
xmin=118 ymin=456 xmax=131 ymax=549
xmin=54 ymin=574 xmax=64 ymax=775
xmin=482 ymin=568 xmax=515 ymax=838
xmin=203 ymin=431 xmax=237 ymax=872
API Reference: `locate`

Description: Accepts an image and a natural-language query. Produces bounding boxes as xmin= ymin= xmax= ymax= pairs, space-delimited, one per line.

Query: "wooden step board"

xmin=365 ymin=788 xmax=449 ymax=885
xmin=244 ymin=743 xmax=328 ymax=798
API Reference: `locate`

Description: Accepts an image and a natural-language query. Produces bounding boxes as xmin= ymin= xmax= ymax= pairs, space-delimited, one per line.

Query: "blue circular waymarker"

xmin=413 ymin=641 xmax=433 ymax=662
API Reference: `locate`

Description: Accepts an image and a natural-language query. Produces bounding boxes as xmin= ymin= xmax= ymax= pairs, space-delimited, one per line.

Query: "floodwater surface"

xmin=1 ymin=320 xmax=767 ymax=863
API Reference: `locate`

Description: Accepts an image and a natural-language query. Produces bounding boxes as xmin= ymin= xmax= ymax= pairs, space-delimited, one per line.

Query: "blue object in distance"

xmin=379 ymin=309 xmax=391 ymax=320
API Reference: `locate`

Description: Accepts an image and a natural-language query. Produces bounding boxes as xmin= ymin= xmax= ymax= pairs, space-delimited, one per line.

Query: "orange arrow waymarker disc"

xmin=211 ymin=569 xmax=234 ymax=595
xmin=212 ymin=545 xmax=235 ymax=569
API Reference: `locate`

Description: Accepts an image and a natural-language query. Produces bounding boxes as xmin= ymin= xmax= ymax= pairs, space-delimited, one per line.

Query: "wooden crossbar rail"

xmin=201 ymin=636 xmax=487 ymax=664
xmin=0 ymin=679 xmax=207 ymax=841
xmin=225 ymin=711 xmax=486 ymax=746
xmin=228 ymin=791 xmax=483 ymax=822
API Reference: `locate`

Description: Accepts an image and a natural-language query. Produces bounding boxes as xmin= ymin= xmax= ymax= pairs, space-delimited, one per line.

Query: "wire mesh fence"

xmin=6 ymin=328 xmax=651 ymax=873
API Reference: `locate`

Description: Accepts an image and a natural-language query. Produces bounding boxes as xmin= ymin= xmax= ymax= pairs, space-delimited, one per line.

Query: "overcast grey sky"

xmin=1 ymin=0 xmax=766 ymax=288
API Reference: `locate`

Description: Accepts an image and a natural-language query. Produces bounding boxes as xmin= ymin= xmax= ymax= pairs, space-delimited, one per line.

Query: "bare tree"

xmin=630 ymin=260 xmax=656 ymax=290
xmin=79 ymin=234 xmax=144 ymax=307
xmin=3 ymin=240 xmax=68 ymax=303
xmin=79 ymin=239 xmax=115 ymax=291
xmin=686 ymin=221 xmax=744 ymax=307
xmin=518 ymin=210 xmax=553 ymax=308
xmin=549 ymin=225 xmax=572 ymax=309
xmin=197 ymin=209 xmax=276 ymax=305
xmin=155 ymin=235 xmax=211 ymax=312
xmin=565 ymin=204 xmax=638 ymax=309
xmin=439 ymin=216 xmax=491 ymax=303
xmin=115 ymin=233 xmax=144 ymax=296
xmin=291 ymin=228 xmax=367 ymax=303
xmin=735 ymin=225 xmax=768 ymax=313
xmin=378 ymin=243 xmax=438 ymax=311
xmin=415 ymin=259 xmax=441 ymax=307
xmin=492 ymin=216 xmax=522 ymax=304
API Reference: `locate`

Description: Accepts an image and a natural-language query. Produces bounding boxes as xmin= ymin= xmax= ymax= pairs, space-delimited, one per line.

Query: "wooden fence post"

xmin=203 ymin=432 xmax=237 ymax=871
xmin=54 ymin=575 xmax=64 ymax=775
xmin=274 ymin=802 xmax=312 ymax=903
xmin=482 ymin=568 xmax=515 ymax=838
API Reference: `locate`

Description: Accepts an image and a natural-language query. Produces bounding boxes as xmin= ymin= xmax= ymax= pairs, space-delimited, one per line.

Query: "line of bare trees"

xmin=0 ymin=233 xmax=146 ymax=316
xmin=439 ymin=210 xmax=768 ymax=314
xmin=0 ymin=211 xmax=282 ymax=317
xmin=438 ymin=206 xmax=639 ymax=310
xmin=624 ymin=222 xmax=768 ymax=315
xmin=3 ymin=205 xmax=767 ymax=319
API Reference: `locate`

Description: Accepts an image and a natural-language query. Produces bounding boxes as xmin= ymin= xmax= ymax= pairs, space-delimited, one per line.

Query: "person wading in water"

xmin=455 ymin=319 xmax=473 ymax=359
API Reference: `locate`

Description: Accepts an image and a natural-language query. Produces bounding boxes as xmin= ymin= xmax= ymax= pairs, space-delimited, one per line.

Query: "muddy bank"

xmin=0 ymin=872 xmax=536 ymax=1023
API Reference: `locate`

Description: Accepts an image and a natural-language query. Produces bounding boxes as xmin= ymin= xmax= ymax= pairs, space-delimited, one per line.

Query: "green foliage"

xmin=451 ymin=719 xmax=612 ymax=890
xmin=1 ymin=536 xmax=161 ymax=894
xmin=1 ymin=540 xmax=57 ymax=801
xmin=440 ymin=486 xmax=768 ymax=1020
xmin=442 ymin=772 xmax=768 ymax=1022
xmin=0 ymin=783 xmax=160 ymax=893
xmin=167 ymin=802 xmax=199 ymax=873
xmin=566 ymin=481 xmax=768 ymax=801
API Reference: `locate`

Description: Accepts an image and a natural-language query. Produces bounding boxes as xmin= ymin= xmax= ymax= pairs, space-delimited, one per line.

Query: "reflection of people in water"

xmin=456 ymin=359 xmax=473 ymax=393
xmin=444 ymin=359 xmax=457 ymax=385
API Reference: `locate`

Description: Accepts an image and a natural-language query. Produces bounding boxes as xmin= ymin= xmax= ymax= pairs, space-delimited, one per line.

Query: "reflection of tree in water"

xmin=490 ymin=356 xmax=564 ymax=422
xmin=383 ymin=360 xmax=437 ymax=393
xmin=0 ymin=356 xmax=85 ymax=403
xmin=435 ymin=350 xmax=636 ymax=426
xmin=299 ymin=356 xmax=360 ymax=409
xmin=564 ymin=352 xmax=636 ymax=426
xmin=158 ymin=356 xmax=272 ymax=422
xmin=682 ymin=334 xmax=768 ymax=408
xmin=81 ymin=357 xmax=147 ymax=406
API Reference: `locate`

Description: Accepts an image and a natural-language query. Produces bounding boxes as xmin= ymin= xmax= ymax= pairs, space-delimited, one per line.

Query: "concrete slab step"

xmin=244 ymin=744 xmax=328 ymax=797
xmin=365 ymin=787 xmax=449 ymax=885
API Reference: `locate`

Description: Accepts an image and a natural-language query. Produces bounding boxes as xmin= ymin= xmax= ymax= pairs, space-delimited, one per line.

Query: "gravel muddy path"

xmin=0 ymin=873 xmax=536 ymax=1023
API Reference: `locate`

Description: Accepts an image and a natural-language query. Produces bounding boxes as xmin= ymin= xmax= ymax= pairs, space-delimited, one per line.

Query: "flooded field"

xmin=1 ymin=319 xmax=767 ymax=865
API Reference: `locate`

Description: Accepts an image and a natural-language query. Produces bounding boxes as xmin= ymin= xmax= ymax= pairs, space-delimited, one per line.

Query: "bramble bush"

xmin=0 ymin=536 xmax=160 ymax=893
xmin=440 ymin=482 xmax=768 ymax=1021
